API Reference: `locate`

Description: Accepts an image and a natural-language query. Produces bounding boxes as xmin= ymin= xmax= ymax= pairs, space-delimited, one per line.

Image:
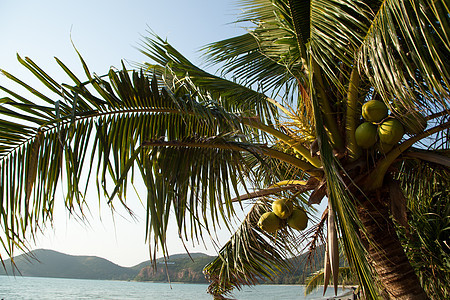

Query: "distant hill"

xmin=0 ymin=248 xmax=333 ymax=285
xmin=0 ymin=249 xmax=215 ymax=282
xmin=0 ymin=249 xmax=137 ymax=280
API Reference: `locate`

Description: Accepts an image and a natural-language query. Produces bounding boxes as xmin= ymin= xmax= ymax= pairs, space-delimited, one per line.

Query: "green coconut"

xmin=272 ymin=199 xmax=294 ymax=219
xmin=362 ymin=100 xmax=389 ymax=123
xmin=257 ymin=212 xmax=281 ymax=233
xmin=355 ymin=122 xmax=378 ymax=149
xmin=287 ymin=209 xmax=308 ymax=231
xmin=378 ymin=119 xmax=405 ymax=145
xmin=399 ymin=111 xmax=427 ymax=134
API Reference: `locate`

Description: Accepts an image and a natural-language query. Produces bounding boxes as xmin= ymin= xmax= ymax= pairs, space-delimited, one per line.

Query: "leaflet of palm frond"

xmin=287 ymin=0 xmax=310 ymax=58
xmin=203 ymin=201 xmax=295 ymax=298
xmin=359 ymin=0 xmax=450 ymax=112
xmin=397 ymin=169 xmax=450 ymax=299
xmin=137 ymin=33 xmax=278 ymax=124
xmin=230 ymin=183 xmax=315 ymax=202
xmin=202 ymin=33 xmax=299 ymax=95
xmin=327 ymin=201 xmax=340 ymax=295
xmin=322 ymin=242 xmax=331 ymax=296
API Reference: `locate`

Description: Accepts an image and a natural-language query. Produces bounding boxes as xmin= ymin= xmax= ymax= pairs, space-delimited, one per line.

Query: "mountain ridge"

xmin=0 ymin=248 xmax=329 ymax=284
xmin=0 ymin=249 xmax=215 ymax=282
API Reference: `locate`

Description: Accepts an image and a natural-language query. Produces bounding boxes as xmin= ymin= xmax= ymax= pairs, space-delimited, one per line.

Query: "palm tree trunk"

xmin=356 ymin=190 xmax=428 ymax=300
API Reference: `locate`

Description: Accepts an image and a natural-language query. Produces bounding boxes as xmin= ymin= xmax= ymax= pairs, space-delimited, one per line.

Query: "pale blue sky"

xmin=0 ymin=0 xmax=248 ymax=267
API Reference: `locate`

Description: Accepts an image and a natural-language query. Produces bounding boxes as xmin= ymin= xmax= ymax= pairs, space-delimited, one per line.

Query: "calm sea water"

xmin=0 ymin=276 xmax=353 ymax=300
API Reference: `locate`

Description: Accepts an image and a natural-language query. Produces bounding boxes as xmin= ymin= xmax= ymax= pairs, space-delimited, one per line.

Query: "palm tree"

xmin=0 ymin=0 xmax=448 ymax=299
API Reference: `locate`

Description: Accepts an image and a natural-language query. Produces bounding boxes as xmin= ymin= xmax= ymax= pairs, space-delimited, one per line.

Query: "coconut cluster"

xmin=257 ymin=199 xmax=308 ymax=233
xmin=355 ymin=100 xmax=427 ymax=153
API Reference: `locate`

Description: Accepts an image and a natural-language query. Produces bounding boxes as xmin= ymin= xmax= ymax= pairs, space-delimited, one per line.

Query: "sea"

xmin=0 ymin=276 xmax=354 ymax=300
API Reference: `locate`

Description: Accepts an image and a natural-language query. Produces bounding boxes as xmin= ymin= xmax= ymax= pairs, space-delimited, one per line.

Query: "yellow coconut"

xmin=362 ymin=100 xmax=388 ymax=123
xmin=287 ymin=209 xmax=308 ymax=231
xmin=355 ymin=122 xmax=378 ymax=149
xmin=257 ymin=212 xmax=282 ymax=233
xmin=272 ymin=199 xmax=294 ymax=219
xmin=378 ymin=119 xmax=405 ymax=145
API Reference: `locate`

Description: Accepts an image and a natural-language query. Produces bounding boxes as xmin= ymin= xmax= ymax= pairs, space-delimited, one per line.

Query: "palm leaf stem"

xmin=141 ymin=139 xmax=322 ymax=177
xmin=404 ymin=151 xmax=450 ymax=167
xmin=345 ymin=67 xmax=362 ymax=161
xmin=268 ymin=180 xmax=308 ymax=188
xmin=240 ymin=117 xmax=321 ymax=168
xmin=426 ymin=109 xmax=450 ymax=121
xmin=230 ymin=183 xmax=314 ymax=202
xmin=323 ymin=240 xmax=332 ymax=295
xmin=327 ymin=201 xmax=340 ymax=295
xmin=365 ymin=120 xmax=450 ymax=190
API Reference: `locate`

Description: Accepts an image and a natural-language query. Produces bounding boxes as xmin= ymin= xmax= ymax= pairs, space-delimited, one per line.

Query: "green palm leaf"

xmin=0 ymin=52 xmax=319 ymax=262
xmin=0 ymin=55 xmax=257 ymax=258
xmin=203 ymin=200 xmax=296 ymax=298
xmin=137 ymin=33 xmax=278 ymax=124
xmin=359 ymin=0 xmax=450 ymax=111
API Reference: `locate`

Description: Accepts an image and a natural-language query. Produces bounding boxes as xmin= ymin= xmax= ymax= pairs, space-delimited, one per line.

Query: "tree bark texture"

xmin=356 ymin=191 xmax=429 ymax=300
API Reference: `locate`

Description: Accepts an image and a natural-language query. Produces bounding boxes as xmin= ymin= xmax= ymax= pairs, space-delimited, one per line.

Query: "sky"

xmin=0 ymin=0 xmax=249 ymax=267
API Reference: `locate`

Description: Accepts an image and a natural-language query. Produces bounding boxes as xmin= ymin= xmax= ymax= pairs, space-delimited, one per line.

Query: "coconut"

xmin=272 ymin=199 xmax=294 ymax=219
xmin=399 ymin=111 xmax=427 ymax=134
xmin=378 ymin=119 xmax=405 ymax=145
xmin=287 ymin=208 xmax=308 ymax=231
xmin=257 ymin=212 xmax=281 ymax=233
xmin=355 ymin=122 xmax=378 ymax=149
xmin=362 ymin=100 xmax=389 ymax=123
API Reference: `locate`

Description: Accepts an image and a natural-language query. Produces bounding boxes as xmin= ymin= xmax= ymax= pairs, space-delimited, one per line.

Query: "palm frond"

xmin=203 ymin=200 xmax=296 ymax=298
xmin=395 ymin=157 xmax=450 ymax=299
xmin=136 ymin=33 xmax=278 ymax=124
xmin=308 ymin=0 xmax=370 ymax=90
xmin=202 ymin=0 xmax=303 ymax=91
xmin=201 ymin=1 xmax=320 ymax=126
xmin=359 ymin=0 xmax=450 ymax=113
xmin=396 ymin=153 xmax=450 ymax=207
xmin=0 ymin=54 xmax=260 ymax=259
